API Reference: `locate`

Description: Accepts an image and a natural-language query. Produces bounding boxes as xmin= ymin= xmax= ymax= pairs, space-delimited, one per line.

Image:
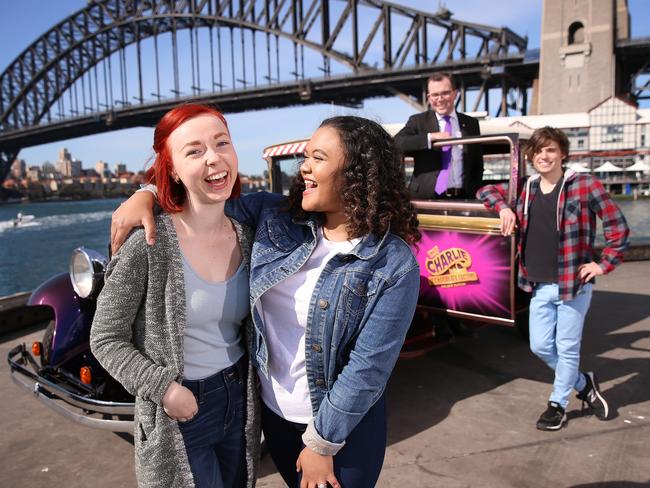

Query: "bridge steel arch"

xmin=0 ymin=0 xmax=529 ymax=182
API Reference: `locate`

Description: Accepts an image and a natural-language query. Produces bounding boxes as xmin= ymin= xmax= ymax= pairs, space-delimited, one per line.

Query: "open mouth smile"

xmin=303 ymin=178 xmax=318 ymax=196
xmin=205 ymin=170 xmax=229 ymax=190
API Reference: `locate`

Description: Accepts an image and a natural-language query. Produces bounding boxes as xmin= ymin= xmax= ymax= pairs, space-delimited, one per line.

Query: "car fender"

xmin=27 ymin=272 xmax=96 ymax=367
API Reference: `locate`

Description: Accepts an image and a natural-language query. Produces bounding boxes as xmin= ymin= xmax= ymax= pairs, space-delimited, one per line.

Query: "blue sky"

xmin=1 ymin=0 xmax=649 ymax=175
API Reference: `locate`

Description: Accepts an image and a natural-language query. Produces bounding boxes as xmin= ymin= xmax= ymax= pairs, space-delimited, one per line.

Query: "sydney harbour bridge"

xmin=1 ymin=0 xmax=649 ymax=182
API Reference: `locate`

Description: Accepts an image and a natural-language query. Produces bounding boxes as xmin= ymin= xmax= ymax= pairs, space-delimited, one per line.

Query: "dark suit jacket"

xmin=394 ymin=110 xmax=484 ymax=199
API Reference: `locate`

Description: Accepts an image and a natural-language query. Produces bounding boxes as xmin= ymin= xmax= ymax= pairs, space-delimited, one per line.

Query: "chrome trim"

xmin=417 ymin=214 xmax=502 ymax=234
xmin=10 ymin=372 xmax=133 ymax=433
xmin=412 ymin=200 xmax=489 ymax=213
xmin=8 ymin=344 xmax=134 ymax=433
xmin=429 ymin=133 xmax=522 ymax=206
xmin=416 ymin=304 xmax=515 ymax=326
xmin=69 ymin=247 xmax=107 ymax=299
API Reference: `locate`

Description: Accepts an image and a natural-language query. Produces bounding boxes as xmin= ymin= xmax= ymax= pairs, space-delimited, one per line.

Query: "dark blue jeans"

xmin=179 ymin=359 xmax=247 ymax=488
xmin=261 ymin=394 xmax=387 ymax=488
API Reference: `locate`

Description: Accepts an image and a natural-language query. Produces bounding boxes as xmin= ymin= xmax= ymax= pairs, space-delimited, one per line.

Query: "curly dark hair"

xmin=287 ymin=116 xmax=420 ymax=245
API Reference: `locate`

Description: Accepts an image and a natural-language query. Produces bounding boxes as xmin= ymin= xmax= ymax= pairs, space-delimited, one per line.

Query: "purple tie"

xmin=435 ymin=115 xmax=452 ymax=195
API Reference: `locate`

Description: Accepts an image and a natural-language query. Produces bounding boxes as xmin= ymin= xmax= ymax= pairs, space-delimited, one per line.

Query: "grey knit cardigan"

xmin=90 ymin=213 xmax=260 ymax=488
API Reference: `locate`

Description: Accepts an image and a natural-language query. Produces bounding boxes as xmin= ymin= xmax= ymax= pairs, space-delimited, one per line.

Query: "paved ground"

xmin=1 ymin=262 xmax=649 ymax=487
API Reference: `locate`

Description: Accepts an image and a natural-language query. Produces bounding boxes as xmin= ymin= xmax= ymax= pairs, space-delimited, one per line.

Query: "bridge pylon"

xmin=537 ymin=0 xmax=630 ymax=114
xmin=0 ymin=150 xmax=18 ymax=184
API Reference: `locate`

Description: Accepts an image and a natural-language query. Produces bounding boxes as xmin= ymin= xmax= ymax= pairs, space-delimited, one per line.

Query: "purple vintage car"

xmin=8 ymin=247 xmax=134 ymax=432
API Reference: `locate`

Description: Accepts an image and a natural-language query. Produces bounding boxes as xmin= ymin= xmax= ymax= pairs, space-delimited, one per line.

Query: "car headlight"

xmin=69 ymin=248 xmax=107 ymax=299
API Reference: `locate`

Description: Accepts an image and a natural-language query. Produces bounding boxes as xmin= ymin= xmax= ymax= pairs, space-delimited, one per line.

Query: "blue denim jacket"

xmin=226 ymin=192 xmax=420 ymax=454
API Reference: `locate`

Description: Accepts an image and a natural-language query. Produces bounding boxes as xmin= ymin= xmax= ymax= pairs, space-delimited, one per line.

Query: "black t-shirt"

xmin=524 ymin=181 xmax=561 ymax=284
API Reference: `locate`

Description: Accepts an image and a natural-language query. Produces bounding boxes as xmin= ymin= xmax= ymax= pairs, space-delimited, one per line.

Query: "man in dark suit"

xmin=395 ymin=72 xmax=483 ymax=199
xmin=396 ymin=73 xmax=482 ymax=341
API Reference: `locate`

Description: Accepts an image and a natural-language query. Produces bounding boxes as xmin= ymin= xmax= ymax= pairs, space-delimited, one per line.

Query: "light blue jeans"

xmin=529 ymin=282 xmax=592 ymax=409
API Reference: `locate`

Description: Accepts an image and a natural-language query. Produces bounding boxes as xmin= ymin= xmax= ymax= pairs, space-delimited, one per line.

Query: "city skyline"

xmin=10 ymin=147 xmax=135 ymax=181
xmin=1 ymin=0 xmax=649 ymax=175
xmin=9 ymin=144 xmax=261 ymax=179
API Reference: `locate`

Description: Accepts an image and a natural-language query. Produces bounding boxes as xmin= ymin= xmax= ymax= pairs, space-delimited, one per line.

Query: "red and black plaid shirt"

xmin=477 ymin=170 xmax=630 ymax=300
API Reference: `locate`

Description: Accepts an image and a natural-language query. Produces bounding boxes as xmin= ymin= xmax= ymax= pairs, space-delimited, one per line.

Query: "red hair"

xmin=145 ymin=103 xmax=241 ymax=213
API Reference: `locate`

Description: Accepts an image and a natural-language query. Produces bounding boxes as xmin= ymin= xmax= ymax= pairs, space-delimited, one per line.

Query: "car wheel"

xmin=41 ymin=320 xmax=55 ymax=366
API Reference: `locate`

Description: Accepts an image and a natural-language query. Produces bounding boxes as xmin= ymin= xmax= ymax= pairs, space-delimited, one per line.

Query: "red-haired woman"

xmin=91 ymin=104 xmax=259 ymax=488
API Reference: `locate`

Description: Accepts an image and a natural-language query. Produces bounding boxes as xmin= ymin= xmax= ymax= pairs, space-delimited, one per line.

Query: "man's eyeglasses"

xmin=427 ymin=90 xmax=454 ymax=100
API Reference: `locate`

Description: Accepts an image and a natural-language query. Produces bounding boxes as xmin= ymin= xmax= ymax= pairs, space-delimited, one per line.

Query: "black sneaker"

xmin=577 ymin=371 xmax=610 ymax=420
xmin=536 ymin=401 xmax=567 ymax=431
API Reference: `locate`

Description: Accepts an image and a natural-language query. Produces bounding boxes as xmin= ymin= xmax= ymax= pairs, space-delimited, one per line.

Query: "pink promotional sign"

xmin=413 ymin=228 xmax=513 ymax=320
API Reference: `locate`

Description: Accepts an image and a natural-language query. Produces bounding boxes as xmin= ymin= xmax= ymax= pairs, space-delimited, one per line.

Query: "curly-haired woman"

xmin=112 ymin=115 xmax=421 ymax=488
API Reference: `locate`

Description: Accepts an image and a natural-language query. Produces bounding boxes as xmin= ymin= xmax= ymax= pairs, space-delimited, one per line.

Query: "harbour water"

xmin=0 ymin=198 xmax=648 ymax=297
xmin=0 ymin=199 xmax=124 ymax=297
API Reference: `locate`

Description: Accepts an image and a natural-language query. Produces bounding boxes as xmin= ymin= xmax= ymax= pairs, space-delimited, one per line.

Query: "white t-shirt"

xmin=258 ymin=228 xmax=360 ymax=423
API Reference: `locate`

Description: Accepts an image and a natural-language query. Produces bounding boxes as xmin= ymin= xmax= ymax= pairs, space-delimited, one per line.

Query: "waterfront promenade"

xmin=1 ymin=261 xmax=648 ymax=487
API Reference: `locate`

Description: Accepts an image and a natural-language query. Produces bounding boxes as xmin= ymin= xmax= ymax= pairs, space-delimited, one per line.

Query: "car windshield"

xmin=272 ymin=154 xmax=302 ymax=195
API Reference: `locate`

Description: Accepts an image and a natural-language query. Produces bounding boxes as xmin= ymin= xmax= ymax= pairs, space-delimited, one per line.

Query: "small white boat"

xmin=12 ymin=212 xmax=36 ymax=227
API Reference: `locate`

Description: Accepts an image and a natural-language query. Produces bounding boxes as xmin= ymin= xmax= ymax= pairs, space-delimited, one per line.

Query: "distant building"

xmin=26 ymin=166 xmax=42 ymax=182
xmin=240 ymin=174 xmax=268 ymax=193
xmin=56 ymin=148 xmax=71 ymax=175
xmin=484 ymin=96 xmax=648 ymax=168
xmin=71 ymin=159 xmax=82 ymax=177
xmin=57 ymin=148 xmax=82 ymax=177
xmin=2 ymin=177 xmax=18 ymax=190
xmin=41 ymin=161 xmax=59 ymax=179
xmin=11 ymin=159 xmax=26 ymax=179
xmin=115 ymin=163 xmax=127 ymax=175
xmin=588 ymin=97 xmax=640 ymax=168
xmin=48 ymin=180 xmax=59 ymax=192
xmin=95 ymin=160 xmax=112 ymax=178
xmin=479 ymin=96 xmax=650 ymax=194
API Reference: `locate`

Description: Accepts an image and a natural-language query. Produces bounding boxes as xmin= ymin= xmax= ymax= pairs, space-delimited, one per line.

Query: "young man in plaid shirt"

xmin=477 ymin=126 xmax=630 ymax=431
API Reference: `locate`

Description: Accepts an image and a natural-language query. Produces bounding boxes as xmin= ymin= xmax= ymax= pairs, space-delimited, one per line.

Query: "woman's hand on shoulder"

xmin=111 ymin=191 xmax=157 ymax=254
xmin=161 ymin=381 xmax=198 ymax=422
xmin=296 ymin=447 xmax=341 ymax=488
